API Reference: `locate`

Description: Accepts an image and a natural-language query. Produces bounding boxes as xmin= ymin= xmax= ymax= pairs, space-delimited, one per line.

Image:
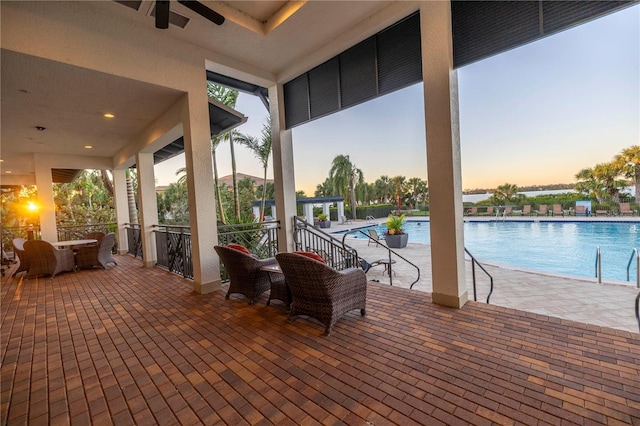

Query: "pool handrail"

xmin=595 ymin=246 xmax=602 ymax=284
xmin=636 ymin=292 xmax=640 ymax=333
xmin=464 ymin=248 xmax=494 ymax=304
xmin=626 ymin=248 xmax=639 ymax=288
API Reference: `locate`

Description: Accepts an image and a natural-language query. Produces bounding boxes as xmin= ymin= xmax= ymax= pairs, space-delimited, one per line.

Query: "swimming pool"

xmin=345 ymin=221 xmax=640 ymax=282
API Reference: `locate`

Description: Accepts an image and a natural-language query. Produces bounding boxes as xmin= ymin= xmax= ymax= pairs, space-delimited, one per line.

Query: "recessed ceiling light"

xmin=84 ymin=145 xmax=93 ymax=149
xmin=103 ymin=113 xmax=115 ymax=118
xmin=0 ymin=159 xmax=3 ymax=162
xmin=5 ymin=171 xmax=12 ymax=174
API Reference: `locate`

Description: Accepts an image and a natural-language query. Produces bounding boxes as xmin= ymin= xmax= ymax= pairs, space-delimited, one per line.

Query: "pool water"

xmin=347 ymin=221 xmax=640 ymax=282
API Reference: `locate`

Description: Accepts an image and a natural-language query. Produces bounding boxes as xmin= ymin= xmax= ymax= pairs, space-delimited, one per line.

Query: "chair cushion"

xmin=227 ymin=244 xmax=251 ymax=255
xmin=293 ymin=251 xmax=326 ymax=264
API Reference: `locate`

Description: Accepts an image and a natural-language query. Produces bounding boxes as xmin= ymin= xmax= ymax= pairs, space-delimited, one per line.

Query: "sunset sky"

xmin=155 ymin=4 xmax=639 ymax=195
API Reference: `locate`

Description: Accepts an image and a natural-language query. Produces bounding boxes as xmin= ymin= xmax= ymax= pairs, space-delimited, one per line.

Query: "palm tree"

xmin=575 ymin=163 xmax=627 ymax=203
xmin=614 ymin=145 xmax=640 ymax=200
xmin=390 ymin=175 xmax=406 ymax=210
xmin=314 ymin=178 xmax=333 ymax=197
xmin=491 ymin=183 xmax=520 ymax=204
xmin=235 ymin=118 xmax=272 ymax=221
xmin=406 ymin=177 xmax=428 ymax=209
xmin=374 ymin=176 xmax=392 ymax=204
xmin=329 ymin=155 xmax=363 ymax=219
xmin=207 ymin=83 xmax=239 ymax=221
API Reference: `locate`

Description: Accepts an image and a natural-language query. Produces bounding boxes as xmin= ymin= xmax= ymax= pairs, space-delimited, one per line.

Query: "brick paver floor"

xmin=2 ymin=255 xmax=639 ymax=425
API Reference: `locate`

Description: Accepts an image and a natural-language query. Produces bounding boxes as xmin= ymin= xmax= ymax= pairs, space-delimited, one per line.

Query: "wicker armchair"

xmin=76 ymin=233 xmax=117 ymax=269
xmin=214 ymin=245 xmax=278 ymax=305
xmin=12 ymin=238 xmax=29 ymax=277
xmin=71 ymin=231 xmax=106 ymax=251
xmin=275 ymin=252 xmax=367 ymax=335
xmin=23 ymin=240 xmax=75 ymax=278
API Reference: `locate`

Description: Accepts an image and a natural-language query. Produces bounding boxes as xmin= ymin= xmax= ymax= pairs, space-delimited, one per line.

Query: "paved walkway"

xmin=2 ymin=256 xmax=639 ymax=425
xmin=329 ymin=217 xmax=640 ymax=334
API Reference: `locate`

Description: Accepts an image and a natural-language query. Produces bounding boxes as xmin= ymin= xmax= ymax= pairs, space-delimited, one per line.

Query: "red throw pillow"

xmin=294 ymin=251 xmax=326 ymax=264
xmin=227 ymin=244 xmax=251 ymax=255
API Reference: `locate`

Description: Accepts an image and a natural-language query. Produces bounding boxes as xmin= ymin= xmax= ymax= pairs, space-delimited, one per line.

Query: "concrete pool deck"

xmin=328 ymin=216 xmax=640 ymax=334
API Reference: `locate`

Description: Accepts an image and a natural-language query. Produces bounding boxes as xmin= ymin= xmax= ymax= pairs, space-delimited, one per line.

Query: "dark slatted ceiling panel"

xmin=377 ymin=13 xmax=422 ymax=95
xmin=284 ymin=74 xmax=310 ymax=128
xmin=452 ymin=1 xmax=540 ymax=69
xmin=542 ymin=1 xmax=633 ymax=34
xmin=339 ymin=37 xmax=378 ymax=109
xmin=283 ymin=12 xmax=421 ymax=129
xmin=452 ymin=0 xmax=637 ymax=68
xmin=309 ymin=58 xmax=340 ymax=120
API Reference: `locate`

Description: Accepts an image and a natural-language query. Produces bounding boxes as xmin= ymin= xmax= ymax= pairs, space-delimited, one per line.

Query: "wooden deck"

xmin=2 ymin=255 xmax=639 ymax=425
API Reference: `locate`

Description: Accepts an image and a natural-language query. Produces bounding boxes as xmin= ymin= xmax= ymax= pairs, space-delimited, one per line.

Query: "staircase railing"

xmin=342 ymin=228 xmax=421 ymax=288
xmin=464 ymin=248 xmax=494 ymax=304
xmin=595 ymin=246 xmax=602 ymax=284
xmin=636 ymin=292 xmax=640 ymax=333
xmin=293 ymin=217 xmax=358 ymax=270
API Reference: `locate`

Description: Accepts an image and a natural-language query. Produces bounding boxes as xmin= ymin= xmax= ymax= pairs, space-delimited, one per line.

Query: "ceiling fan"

xmin=155 ymin=0 xmax=225 ymax=29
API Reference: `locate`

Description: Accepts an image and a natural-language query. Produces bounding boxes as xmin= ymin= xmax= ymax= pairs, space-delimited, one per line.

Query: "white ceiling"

xmin=0 ymin=0 xmax=403 ymax=180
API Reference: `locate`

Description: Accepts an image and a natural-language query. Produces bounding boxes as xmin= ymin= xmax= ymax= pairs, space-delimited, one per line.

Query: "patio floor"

xmin=2 ymin=255 xmax=639 ymax=425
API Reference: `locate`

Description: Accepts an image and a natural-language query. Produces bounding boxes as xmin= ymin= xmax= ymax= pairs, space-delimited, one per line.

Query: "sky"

xmin=155 ymin=4 xmax=639 ymax=195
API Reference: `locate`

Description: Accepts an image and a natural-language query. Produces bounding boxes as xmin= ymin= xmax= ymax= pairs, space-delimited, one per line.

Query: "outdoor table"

xmin=50 ymin=239 xmax=97 ymax=249
xmin=261 ymin=264 xmax=290 ymax=308
xmin=376 ymin=258 xmax=396 ymax=277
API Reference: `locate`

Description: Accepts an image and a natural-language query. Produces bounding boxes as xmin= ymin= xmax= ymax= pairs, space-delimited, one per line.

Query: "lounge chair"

xmin=23 ymin=240 xmax=75 ymax=278
xmin=551 ymin=204 xmax=564 ymax=217
xmin=521 ymin=205 xmax=532 ymax=216
xmin=620 ymin=202 xmax=635 ymax=216
xmin=341 ymin=215 xmax=353 ymax=224
xmin=479 ymin=206 xmax=494 ymax=216
xmin=76 ymin=233 xmax=117 ymax=269
xmin=214 ymin=245 xmax=279 ymax=305
xmin=367 ymin=229 xmax=385 ymax=246
xmin=535 ymin=205 xmax=548 ymax=216
xmin=275 ymin=252 xmax=367 ymax=335
xmin=574 ymin=205 xmax=586 ymax=216
xmin=503 ymin=207 xmax=512 ymax=216
xmin=465 ymin=207 xmax=477 ymax=216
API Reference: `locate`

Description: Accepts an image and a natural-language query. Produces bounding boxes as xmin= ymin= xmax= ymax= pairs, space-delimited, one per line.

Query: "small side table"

xmin=376 ymin=259 xmax=396 ymax=277
xmin=261 ymin=264 xmax=290 ymax=308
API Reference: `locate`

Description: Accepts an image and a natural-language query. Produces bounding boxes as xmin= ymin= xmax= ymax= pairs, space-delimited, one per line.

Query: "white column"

xmin=135 ymin=152 xmax=158 ymax=267
xmin=322 ymin=203 xmax=330 ymax=219
xmin=303 ymin=203 xmax=314 ymax=221
xmin=182 ymin=93 xmax=221 ymax=294
xmin=421 ymin=1 xmax=468 ymax=308
xmin=112 ymin=168 xmax=129 ymax=254
xmin=337 ymin=202 xmax=345 ymax=222
xmin=33 ymin=156 xmax=57 ymax=241
xmin=252 ymin=205 xmax=260 ymax=220
xmin=271 ymin=205 xmax=277 ymax=219
xmin=270 ymin=84 xmax=297 ymax=253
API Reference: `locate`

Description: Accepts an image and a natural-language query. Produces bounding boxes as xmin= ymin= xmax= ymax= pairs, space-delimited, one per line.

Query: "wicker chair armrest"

xmin=258 ymin=257 xmax=278 ymax=267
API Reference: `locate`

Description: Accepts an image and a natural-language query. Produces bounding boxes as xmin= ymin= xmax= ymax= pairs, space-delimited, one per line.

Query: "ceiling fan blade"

xmin=177 ymin=0 xmax=225 ymax=25
xmin=155 ymin=0 xmax=170 ymax=29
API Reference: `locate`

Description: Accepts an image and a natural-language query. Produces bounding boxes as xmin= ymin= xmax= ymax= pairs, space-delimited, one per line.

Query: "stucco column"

xmin=112 ymin=168 xmax=129 ymax=254
xmin=135 ymin=152 xmax=158 ymax=267
xmin=420 ymin=1 xmax=468 ymax=308
xmin=33 ymin=155 xmax=57 ymax=241
xmin=270 ymin=84 xmax=297 ymax=253
xmin=322 ymin=203 xmax=330 ymax=218
xmin=181 ymin=93 xmax=221 ymax=294
xmin=337 ymin=202 xmax=345 ymax=221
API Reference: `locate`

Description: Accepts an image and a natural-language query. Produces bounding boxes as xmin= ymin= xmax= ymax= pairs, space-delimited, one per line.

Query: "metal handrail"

xmin=464 ymin=248 xmax=494 ymax=304
xmin=626 ymin=248 xmax=639 ymax=289
xmin=293 ymin=217 xmax=359 ymax=271
xmin=636 ymin=292 xmax=640 ymax=333
xmin=595 ymin=246 xmax=602 ymax=284
xmin=341 ymin=229 xmax=421 ymax=288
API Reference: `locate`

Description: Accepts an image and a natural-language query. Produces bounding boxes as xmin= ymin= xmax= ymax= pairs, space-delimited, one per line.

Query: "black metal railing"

xmin=217 ymin=220 xmax=280 ymax=259
xmin=153 ymin=224 xmax=193 ymax=279
xmin=341 ymin=228 xmax=421 ymax=288
xmin=293 ymin=217 xmax=359 ymax=271
xmin=1 ymin=225 xmax=41 ymax=252
xmin=635 ymin=292 xmax=639 ymax=333
xmin=57 ymin=223 xmax=118 ymax=253
xmin=465 ymin=248 xmax=494 ymax=304
xmin=125 ymin=223 xmax=143 ymax=259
